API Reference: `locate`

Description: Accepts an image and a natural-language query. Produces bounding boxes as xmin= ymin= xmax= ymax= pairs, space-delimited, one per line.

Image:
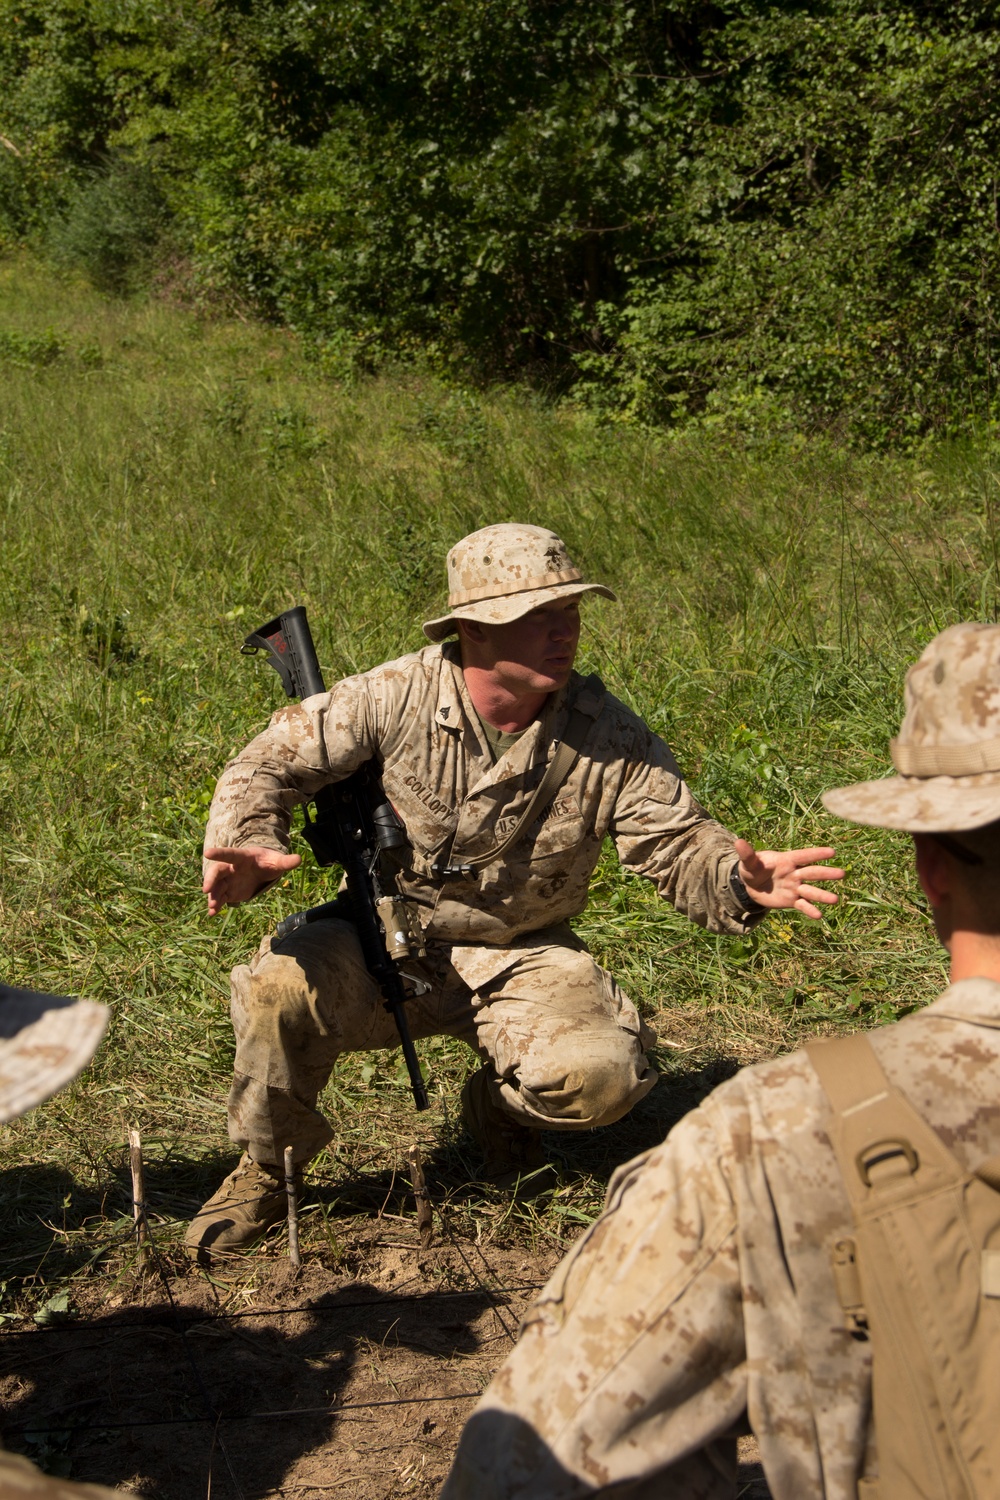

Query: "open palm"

xmin=735 ymin=838 xmax=843 ymax=920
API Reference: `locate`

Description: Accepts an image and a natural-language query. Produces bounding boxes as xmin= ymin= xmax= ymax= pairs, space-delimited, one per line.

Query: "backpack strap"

xmin=805 ymin=1032 xmax=968 ymax=1217
xmin=806 ymin=1030 xmax=1000 ymax=1500
xmin=804 ymin=1032 xmax=974 ymax=1349
xmin=807 ymin=1033 xmax=975 ymax=1500
xmin=433 ymin=675 xmax=602 ymax=878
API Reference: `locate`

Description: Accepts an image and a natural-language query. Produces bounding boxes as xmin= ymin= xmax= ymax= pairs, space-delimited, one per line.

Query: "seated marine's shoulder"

xmin=328 ymin=643 xmax=446 ymax=701
xmin=700 ymin=1044 xmax=831 ymax=1148
xmin=361 ymin=642 xmax=446 ymax=682
xmin=582 ymin=677 xmax=668 ymax=758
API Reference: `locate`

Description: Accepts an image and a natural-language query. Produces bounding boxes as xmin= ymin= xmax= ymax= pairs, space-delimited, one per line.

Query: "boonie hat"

xmin=422 ymin=524 xmax=617 ymax=643
xmin=0 ymin=983 xmax=108 ymax=1124
xmin=824 ymin=622 xmax=1000 ymax=831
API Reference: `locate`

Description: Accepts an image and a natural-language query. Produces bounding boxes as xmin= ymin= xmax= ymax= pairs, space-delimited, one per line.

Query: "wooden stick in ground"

xmin=127 ymin=1127 xmax=150 ymax=1270
xmin=407 ymin=1143 xmax=433 ymax=1249
xmin=284 ymin=1146 xmax=301 ymax=1268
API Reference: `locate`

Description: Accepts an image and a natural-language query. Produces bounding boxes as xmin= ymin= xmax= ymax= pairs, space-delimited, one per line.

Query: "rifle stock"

xmin=241 ymin=606 xmax=325 ymax=700
xmin=242 ymin=607 xmax=429 ymax=1111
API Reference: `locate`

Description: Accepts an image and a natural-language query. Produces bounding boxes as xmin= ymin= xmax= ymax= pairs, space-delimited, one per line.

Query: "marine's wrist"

xmin=730 ymin=861 xmax=766 ymax=914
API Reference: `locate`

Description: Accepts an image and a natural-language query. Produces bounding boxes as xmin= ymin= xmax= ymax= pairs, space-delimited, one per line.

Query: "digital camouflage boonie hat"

xmin=422 ymin=524 xmax=617 ymax=643
xmin=824 ymin=623 xmax=1000 ymax=832
xmin=0 ymin=983 xmax=108 ymax=1124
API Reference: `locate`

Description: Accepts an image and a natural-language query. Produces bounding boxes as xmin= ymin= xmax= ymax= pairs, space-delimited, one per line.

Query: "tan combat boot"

xmin=461 ymin=1065 xmax=554 ymax=1194
xmin=184 ymin=1153 xmax=300 ymax=1265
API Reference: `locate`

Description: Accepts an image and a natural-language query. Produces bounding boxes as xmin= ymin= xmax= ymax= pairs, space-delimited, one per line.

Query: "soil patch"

xmin=0 ymin=1232 xmax=558 ymax=1498
xmin=0 ymin=1068 xmax=776 ymax=1498
xmin=0 ymin=1228 xmax=772 ymax=1497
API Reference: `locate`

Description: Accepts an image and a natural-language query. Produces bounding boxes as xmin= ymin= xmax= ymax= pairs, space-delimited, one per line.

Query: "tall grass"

xmin=1 ymin=254 xmax=997 ymax=1300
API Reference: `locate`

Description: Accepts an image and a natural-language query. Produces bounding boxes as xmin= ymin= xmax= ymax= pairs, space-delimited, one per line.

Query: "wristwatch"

xmin=730 ymin=862 xmax=765 ymax=914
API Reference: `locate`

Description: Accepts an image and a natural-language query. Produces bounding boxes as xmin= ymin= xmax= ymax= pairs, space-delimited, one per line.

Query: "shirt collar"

xmin=436 ymin=643 xmax=582 ymax=788
xmin=434 ymin=642 xmax=467 ymax=731
xmin=923 ymin=976 xmax=1000 ymax=1027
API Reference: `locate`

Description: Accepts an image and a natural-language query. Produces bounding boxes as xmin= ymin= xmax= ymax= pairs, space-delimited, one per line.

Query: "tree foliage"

xmin=2 ymin=0 xmax=1000 ymax=442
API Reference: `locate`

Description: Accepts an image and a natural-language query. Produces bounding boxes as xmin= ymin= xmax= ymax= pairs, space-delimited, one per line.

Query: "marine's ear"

xmin=914 ymin=832 xmax=953 ymax=910
xmin=456 ymin=617 xmax=488 ymax=645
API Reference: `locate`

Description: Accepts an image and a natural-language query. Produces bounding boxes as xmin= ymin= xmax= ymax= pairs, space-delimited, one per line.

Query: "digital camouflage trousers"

xmin=227 ymin=917 xmax=657 ymax=1167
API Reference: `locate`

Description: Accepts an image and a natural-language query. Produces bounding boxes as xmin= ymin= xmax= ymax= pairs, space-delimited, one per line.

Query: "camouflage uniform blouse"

xmin=205 ymin=642 xmax=757 ymax=974
xmin=441 ymin=979 xmax=1000 ymax=1499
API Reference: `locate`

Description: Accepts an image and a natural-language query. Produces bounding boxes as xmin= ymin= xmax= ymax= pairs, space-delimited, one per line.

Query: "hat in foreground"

xmin=824 ymin=622 xmax=1000 ymax=831
xmin=422 ymin=523 xmax=617 ymax=643
xmin=0 ymin=983 xmax=109 ymax=1124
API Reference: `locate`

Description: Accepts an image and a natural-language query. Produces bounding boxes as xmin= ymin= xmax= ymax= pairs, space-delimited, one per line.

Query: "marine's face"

xmin=466 ymin=597 xmax=582 ymax=694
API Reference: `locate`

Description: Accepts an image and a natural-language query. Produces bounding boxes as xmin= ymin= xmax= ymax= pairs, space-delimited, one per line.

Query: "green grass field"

xmin=0 ymin=253 xmax=996 ymax=1311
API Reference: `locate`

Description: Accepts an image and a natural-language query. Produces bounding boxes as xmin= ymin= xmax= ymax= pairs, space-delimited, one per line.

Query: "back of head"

xmin=824 ymin=622 xmax=1000 ymax=937
xmin=924 ymin=818 xmax=1000 ymax=931
xmin=825 ymin=622 xmax=1000 ymax=834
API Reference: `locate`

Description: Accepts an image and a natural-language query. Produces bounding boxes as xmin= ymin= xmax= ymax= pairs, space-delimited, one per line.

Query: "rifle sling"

xmin=436 ymin=675 xmax=599 ymax=877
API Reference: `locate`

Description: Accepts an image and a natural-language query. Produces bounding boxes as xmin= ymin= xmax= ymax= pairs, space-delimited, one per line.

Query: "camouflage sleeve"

xmin=441 ymin=1106 xmax=747 ymax=1499
xmin=609 ymin=729 xmax=763 ymax=935
xmin=203 ymin=672 xmax=378 ymax=855
xmin=0 ymin=1448 xmax=138 ymax=1496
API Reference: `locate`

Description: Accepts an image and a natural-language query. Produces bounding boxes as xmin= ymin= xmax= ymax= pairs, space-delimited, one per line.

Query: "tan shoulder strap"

xmin=805 ymin=1032 xmax=968 ymax=1214
xmin=807 ymin=1030 xmax=1000 ymax=1500
xmin=804 ymin=1032 xmax=889 ymax=1114
xmin=438 ymin=675 xmax=602 ymax=877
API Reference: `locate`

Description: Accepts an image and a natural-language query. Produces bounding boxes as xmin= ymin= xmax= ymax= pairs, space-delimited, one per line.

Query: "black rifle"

xmin=241 ymin=606 xmax=429 ymax=1111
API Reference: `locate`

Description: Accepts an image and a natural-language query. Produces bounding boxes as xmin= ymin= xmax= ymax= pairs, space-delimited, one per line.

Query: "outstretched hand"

xmin=203 ymin=844 xmax=301 ymax=916
xmin=735 ymin=838 xmax=843 ymax=920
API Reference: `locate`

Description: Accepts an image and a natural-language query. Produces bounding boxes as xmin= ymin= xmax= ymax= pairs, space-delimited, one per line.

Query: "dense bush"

xmin=48 ymin=154 xmax=168 ymax=293
xmin=2 ymin=0 xmax=1000 ymax=442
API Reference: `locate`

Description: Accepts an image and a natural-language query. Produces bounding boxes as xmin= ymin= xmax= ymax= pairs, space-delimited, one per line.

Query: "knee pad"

xmin=513 ymin=1038 xmax=656 ymax=1129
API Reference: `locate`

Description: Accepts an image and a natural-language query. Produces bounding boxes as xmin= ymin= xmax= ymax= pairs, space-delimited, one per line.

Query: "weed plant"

xmin=0 ymin=256 xmax=997 ymax=1313
xmin=47 ymin=157 xmax=169 ymax=298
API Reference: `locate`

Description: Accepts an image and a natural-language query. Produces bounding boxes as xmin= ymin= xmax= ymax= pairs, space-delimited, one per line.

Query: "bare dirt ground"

xmin=1 ymin=1232 xmax=548 ymax=1499
xmin=0 ymin=1014 xmax=781 ymax=1497
xmin=0 ymin=1227 xmax=771 ymax=1498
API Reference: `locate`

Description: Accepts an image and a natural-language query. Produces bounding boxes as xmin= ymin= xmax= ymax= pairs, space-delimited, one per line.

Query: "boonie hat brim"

xmin=823 ymin=770 xmax=1000 ymax=833
xmin=0 ymin=984 xmax=109 ymax=1124
xmin=422 ymin=580 xmax=617 ymax=643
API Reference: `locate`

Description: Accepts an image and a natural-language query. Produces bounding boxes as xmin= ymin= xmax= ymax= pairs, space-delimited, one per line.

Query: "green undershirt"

xmin=476 ymin=714 xmax=527 ymax=763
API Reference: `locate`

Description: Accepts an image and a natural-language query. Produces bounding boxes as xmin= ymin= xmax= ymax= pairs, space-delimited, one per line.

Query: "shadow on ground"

xmin=0 ymin=1054 xmax=744 ymax=1280
xmin=0 ymin=1052 xmax=772 ymax=1499
xmin=0 ymin=1278 xmax=494 ymax=1498
xmin=0 ymin=1150 xmax=242 ymax=1289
